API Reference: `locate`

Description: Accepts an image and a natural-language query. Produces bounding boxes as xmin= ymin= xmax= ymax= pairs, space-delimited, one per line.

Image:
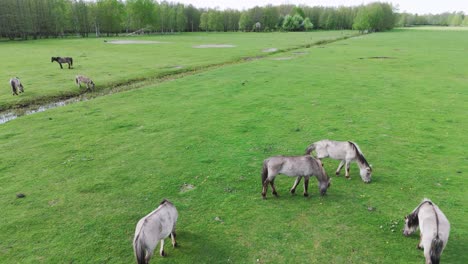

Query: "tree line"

xmin=0 ymin=0 xmax=464 ymax=40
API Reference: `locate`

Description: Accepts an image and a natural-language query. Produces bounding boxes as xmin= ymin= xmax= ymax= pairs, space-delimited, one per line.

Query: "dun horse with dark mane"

xmin=9 ymin=77 xmax=24 ymax=95
xmin=51 ymin=57 xmax=73 ymax=69
xmin=261 ymin=155 xmax=331 ymax=199
xmin=306 ymin=140 xmax=372 ymax=183
xmin=403 ymin=198 xmax=450 ymax=264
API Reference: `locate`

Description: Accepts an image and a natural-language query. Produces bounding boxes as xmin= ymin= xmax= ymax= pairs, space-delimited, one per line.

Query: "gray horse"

xmin=306 ymin=139 xmax=372 ymax=183
xmin=133 ymin=199 xmax=178 ymax=264
xmin=261 ymin=155 xmax=331 ymax=199
xmin=403 ymin=198 xmax=450 ymax=264
xmin=9 ymin=77 xmax=24 ymax=95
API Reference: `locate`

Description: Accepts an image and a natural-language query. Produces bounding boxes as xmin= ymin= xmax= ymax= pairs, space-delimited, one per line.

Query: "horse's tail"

xmin=70 ymin=57 xmax=73 ymax=66
xmin=261 ymin=160 xmax=268 ymax=184
xmin=430 ymin=235 xmax=444 ymax=264
xmin=305 ymin=143 xmax=316 ymax=155
xmin=134 ymin=235 xmax=146 ymax=264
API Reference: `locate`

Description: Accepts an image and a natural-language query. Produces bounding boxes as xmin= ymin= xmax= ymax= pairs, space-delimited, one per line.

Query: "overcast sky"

xmin=174 ymin=0 xmax=467 ymax=14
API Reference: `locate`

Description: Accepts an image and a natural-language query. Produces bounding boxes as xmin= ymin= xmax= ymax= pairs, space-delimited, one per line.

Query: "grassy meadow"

xmin=0 ymin=28 xmax=467 ymax=263
xmin=0 ymin=31 xmax=354 ymax=111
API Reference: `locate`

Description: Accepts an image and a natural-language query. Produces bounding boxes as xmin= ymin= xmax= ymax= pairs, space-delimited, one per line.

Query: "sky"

xmin=174 ymin=0 xmax=468 ymax=14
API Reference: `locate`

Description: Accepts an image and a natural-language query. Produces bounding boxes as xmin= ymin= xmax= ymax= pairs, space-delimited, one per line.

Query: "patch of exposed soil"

xmin=262 ymin=48 xmax=278 ymax=52
xmin=359 ymin=56 xmax=395 ymax=60
xmin=193 ymin=44 xmax=236 ymax=48
xmin=272 ymin=57 xmax=293 ymax=61
xmin=106 ymin=40 xmax=169 ymax=44
xmin=180 ymin=183 xmax=195 ymax=193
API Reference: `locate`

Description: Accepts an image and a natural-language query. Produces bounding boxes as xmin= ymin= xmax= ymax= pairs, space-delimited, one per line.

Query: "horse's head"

xmin=315 ymin=159 xmax=331 ymax=196
xmin=360 ymin=166 xmax=372 ymax=183
xmin=51 ymin=57 xmax=56 ymax=62
xmin=403 ymin=213 xmax=418 ymax=236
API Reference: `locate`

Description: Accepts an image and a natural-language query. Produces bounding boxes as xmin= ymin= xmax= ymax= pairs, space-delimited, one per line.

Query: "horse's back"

xmin=266 ymin=155 xmax=317 ymax=177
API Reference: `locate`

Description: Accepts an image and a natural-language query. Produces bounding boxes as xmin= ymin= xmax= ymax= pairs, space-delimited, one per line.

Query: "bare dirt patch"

xmin=262 ymin=48 xmax=278 ymax=52
xmin=106 ymin=40 xmax=169 ymax=44
xmin=272 ymin=57 xmax=293 ymax=61
xmin=180 ymin=183 xmax=195 ymax=193
xmin=358 ymin=56 xmax=395 ymax=60
xmin=193 ymin=44 xmax=236 ymax=48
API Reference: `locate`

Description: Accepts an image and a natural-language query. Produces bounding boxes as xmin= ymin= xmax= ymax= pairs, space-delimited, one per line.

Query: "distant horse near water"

xmin=306 ymin=139 xmax=372 ymax=183
xmin=51 ymin=56 xmax=73 ymax=69
xmin=75 ymin=75 xmax=95 ymax=91
xmin=133 ymin=199 xmax=178 ymax=264
xmin=403 ymin=198 xmax=450 ymax=264
xmin=9 ymin=77 xmax=24 ymax=95
xmin=261 ymin=155 xmax=331 ymax=199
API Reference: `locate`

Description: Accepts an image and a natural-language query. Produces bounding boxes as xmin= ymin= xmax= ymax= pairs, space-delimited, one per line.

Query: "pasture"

xmin=0 ymin=28 xmax=467 ymax=263
xmin=0 ymin=31 xmax=353 ymax=111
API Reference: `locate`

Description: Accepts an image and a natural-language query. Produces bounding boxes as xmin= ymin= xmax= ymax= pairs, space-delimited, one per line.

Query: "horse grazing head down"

xmin=316 ymin=159 xmax=331 ymax=196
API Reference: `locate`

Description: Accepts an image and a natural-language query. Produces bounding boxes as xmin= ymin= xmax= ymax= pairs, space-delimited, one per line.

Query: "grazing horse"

xmin=133 ymin=199 xmax=178 ymax=264
xmin=305 ymin=139 xmax=372 ymax=183
xmin=403 ymin=198 xmax=450 ymax=264
xmin=51 ymin=56 xmax=73 ymax=69
xmin=9 ymin=77 xmax=24 ymax=95
xmin=261 ymin=155 xmax=331 ymax=199
xmin=75 ymin=75 xmax=95 ymax=91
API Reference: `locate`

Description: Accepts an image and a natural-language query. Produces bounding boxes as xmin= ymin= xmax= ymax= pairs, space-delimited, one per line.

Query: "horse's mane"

xmin=407 ymin=199 xmax=434 ymax=229
xmin=348 ymin=141 xmax=370 ymax=167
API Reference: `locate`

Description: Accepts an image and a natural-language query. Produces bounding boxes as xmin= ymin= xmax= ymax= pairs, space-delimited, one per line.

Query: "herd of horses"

xmin=9 ymin=57 xmax=95 ymax=96
xmin=6 ymin=57 xmax=450 ymax=264
xmin=134 ymin=139 xmax=450 ymax=264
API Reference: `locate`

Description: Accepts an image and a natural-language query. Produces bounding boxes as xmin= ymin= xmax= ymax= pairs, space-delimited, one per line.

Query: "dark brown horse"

xmin=51 ymin=57 xmax=73 ymax=69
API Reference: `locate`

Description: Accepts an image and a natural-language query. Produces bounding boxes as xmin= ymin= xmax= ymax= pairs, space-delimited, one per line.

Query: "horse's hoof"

xmin=173 ymin=243 xmax=178 ymax=248
xmin=303 ymin=193 xmax=309 ymax=197
xmin=290 ymin=189 xmax=296 ymax=194
xmin=160 ymin=250 xmax=166 ymax=257
xmin=273 ymin=193 xmax=279 ymax=197
xmin=335 ymin=172 xmax=340 ymax=176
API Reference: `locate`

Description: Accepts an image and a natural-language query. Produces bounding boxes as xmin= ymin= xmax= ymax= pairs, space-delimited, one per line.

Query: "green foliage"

xmin=353 ymin=2 xmax=395 ymax=32
xmin=282 ymin=14 xmax=304 ymax=31
xmin=0 ymin=30 xmax=466 ymax=263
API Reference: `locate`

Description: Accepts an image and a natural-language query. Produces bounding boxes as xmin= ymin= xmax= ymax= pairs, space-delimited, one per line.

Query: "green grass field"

xmin=0 ymin=28 xmax=467 ymax=263
xmin=0 ymin=31 xmax=354 ymax=111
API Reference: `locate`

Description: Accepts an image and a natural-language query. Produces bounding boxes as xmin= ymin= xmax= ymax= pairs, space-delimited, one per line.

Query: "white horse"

xmin=305 ymin=139 xmax=372 ymax=183
xmin=403 ymin=198 xmax=450 ymax=264
xmin=133 ymin=199 xmax=178 ymax=264
xmin=10 ymin=77 xmax=24 ymax=95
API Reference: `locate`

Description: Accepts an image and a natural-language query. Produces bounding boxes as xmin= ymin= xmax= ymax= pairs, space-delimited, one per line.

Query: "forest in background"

xmin=0 ymin=0 xmax=466 ymax=40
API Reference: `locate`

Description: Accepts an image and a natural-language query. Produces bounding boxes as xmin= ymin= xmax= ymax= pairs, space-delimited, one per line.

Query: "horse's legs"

xmin=270 ymin=180 xmax=278 ymax=197
xmin=171 ymin=229 xmax=177 ymax=247
xmin=59 ymin=62 xmax=63 ymax=69
xmin=303 ymin=176 xmax=310 ymax=197
xmin=345 ymin=161 xmax=351 ymax=179
xmin=262 ymin=179 xmax=269 ymax=199
xmin=290 ymin=176 xmax=302 ymax=194
xmin=336 ymin=160 xmax=345 ymax=176
xmin=68 ymin=63 xmax=71 ymax=69
xmin=159 ymin=239 xmax=166 ymax=257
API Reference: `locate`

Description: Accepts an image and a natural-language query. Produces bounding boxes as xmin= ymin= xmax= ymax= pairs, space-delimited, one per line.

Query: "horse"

xmin=403 ymin=198 xmax=450 ymax=264
xmin=261 ymin=155 xmax=331 ymax=199
xmin=9 ymin=77 xmax=24 ymax=95
xmin=75 ymin=75 xmax=95 ymax=91
xmin=51 ymin=56 xmax=73 ymax=69
xmin=133 ymin=199 xmax=178 ymax=264
xmin=305 ymin=139 xmax=372 ymax=183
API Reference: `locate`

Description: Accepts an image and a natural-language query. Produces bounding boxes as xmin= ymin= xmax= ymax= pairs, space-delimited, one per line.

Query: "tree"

xmin=199 ymin=12 xmax=208 ymax=31
xmin=303 ymin=17 xmax=313 ymax=30
xmin=238 ymin=12 xmax=252 ymax=31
